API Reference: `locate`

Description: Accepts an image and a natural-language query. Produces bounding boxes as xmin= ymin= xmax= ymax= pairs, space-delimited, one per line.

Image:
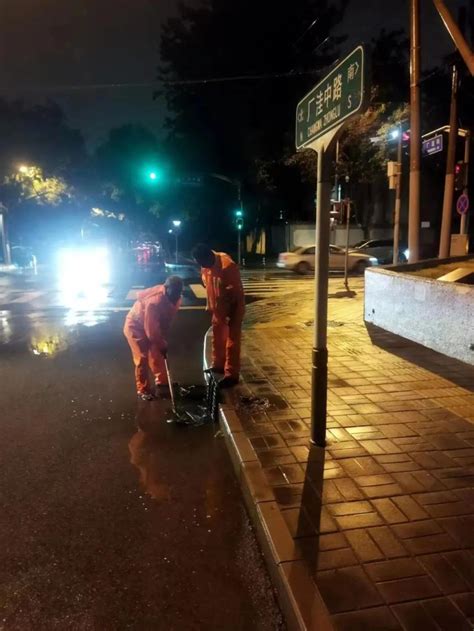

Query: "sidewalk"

xmin=217 ymin=278 xmax=474 ymax=630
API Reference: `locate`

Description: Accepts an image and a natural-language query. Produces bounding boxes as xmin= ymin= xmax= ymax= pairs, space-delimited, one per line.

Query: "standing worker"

xmin=124 ymin=276 xmax=183 ymax=400
xmin=192 ymin=244 xmax=245 ymax=388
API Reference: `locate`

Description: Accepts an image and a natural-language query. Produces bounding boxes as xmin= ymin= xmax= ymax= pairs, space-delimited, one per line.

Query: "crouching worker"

xmin=124 ymin=276 xmax=183 ymax=400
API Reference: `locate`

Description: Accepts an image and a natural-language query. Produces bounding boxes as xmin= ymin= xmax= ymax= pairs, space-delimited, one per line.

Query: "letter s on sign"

xmin=347 ymin=95 xmax=352 ymax=109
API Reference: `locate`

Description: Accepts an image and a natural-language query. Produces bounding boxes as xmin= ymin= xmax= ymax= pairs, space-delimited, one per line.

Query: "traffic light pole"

xmin=238 ymin=183 xmax=243 ymax=265
xmin=439 ymin=65 xmax=459 ymax=258
xmin=344 ymin=199 xmax=351 ymax=291
xmin=460 ymin=131 xmax=471 ymax=235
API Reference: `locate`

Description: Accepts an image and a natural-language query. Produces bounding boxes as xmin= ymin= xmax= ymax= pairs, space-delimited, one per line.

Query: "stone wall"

xmin=365 ymin=258 xmax=474 ymax=365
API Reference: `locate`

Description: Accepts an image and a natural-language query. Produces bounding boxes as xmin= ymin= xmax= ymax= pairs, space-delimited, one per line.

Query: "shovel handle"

xmin=164 ymin=357 xmax=178 ymax=413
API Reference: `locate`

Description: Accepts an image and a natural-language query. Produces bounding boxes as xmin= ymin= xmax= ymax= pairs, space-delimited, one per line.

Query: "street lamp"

xmin=171 ymin=220 xmax=181 ymax=265
xmin=19 ymin=165 xmax=29 ymax=174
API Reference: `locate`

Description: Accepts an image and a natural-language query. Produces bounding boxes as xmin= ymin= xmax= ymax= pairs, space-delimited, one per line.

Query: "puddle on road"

xmin=0 ymin=308 xmax=114 ymax=358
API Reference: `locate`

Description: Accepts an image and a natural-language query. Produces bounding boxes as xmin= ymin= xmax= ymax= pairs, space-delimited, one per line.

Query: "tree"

xmin=158 ymin=0 xmax=348 ymax=245
xmin=94 ymin=124 xmax=168 ymax=229
xmin=0 ymin=99 xmax=89 ymax=250
xmin=4 ymin=166 xmax=72 ymax=207
xmin=0 ymin=99 xmax=86 ymax=182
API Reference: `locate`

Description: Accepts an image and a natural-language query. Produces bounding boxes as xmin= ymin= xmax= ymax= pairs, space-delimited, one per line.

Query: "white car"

xmin=277 ymin=245 xmax=378 ymax=274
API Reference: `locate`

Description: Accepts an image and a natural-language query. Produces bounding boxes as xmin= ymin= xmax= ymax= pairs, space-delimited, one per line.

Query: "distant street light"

xmin=149 ymin=172 xmax=158 ymax=180
xmin=172 ymin=219 xmax=182 ymax=228
xmin=19 ymin=165 xmax=29 ymax=174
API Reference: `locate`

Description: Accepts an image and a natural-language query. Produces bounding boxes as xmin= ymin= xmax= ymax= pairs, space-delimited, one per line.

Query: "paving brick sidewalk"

xmin=232 ymin=279 xmax=474 ymax=630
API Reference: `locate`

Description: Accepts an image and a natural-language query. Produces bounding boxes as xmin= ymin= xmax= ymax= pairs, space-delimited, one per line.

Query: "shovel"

xmin=164 ymin=356 xmax=194 ymax=425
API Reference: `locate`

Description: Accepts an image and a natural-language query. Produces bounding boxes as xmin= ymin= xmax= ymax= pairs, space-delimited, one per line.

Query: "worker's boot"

xmin=204 ymin=367 xmax=224 ymax=375
xmin=218 ymin=376 xmax=239 ymax=389
xmin=155 ymin=383 xmax=171 ymax=399
xmin=137 ymin=391 xmax=156 ymax=401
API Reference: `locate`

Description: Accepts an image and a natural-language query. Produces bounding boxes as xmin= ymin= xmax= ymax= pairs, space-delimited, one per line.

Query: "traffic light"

xmin=455 ymin=161 xmax=468 ymax=191
xmin=144 ymin=167 xmax=163 ymax=184
xmin=235 ymin=208 xmax=243 ymax=229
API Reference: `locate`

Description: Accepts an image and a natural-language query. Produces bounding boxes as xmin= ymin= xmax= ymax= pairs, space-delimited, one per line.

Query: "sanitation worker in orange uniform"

xmin=124 ymin=276 xmax=183 ymax=400
xmin=192 ymin=244 xmax=245 ymax=388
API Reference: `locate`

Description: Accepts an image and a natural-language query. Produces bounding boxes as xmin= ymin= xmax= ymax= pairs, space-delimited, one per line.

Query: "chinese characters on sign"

xmin=296 ymin=46 xmax=366 ymax=149
xmin=422 ymin=134 xmax=443 ymax=156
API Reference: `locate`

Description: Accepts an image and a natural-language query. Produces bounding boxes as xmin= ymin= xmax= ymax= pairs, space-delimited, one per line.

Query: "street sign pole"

xmin=311 ymin=141 xmax=335 ymax=447
xmin=439 ymin=65 xmax=459 ymax=258
xmin=296 ymin=45 xmax=369 ymax=447
xmin=461 ymin=131 xmax=471 ymax=235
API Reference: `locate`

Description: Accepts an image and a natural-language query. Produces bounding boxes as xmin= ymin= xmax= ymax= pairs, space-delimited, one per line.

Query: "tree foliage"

xmin=0 ymin=99 xmax=86 ymax=180
xmin=158 ymin=0 xmax=348 ymax=233
xmin=4 ymin=166 xmax=72 ymax=207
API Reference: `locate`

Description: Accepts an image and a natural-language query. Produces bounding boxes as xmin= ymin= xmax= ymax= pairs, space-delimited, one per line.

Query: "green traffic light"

xmin=235 ymin=209 xmax=243 ymax=217
xmin=145 ymin=167 xmax=163 ymax=183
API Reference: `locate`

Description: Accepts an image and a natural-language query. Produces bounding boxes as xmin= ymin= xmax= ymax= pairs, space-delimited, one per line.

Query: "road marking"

xmin=188 ymin=278 xmax=313 ymax=299
xmin=11 ymin=291 xmax=43 ymax=303
xmin=189 ymin=284 xmax=207 ymax=299
xmin=107 ymin=305 xmax=206 ymax=312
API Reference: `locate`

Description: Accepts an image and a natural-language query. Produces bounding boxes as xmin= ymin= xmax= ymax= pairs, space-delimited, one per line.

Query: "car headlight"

xmin=369 ymin=257 xmax=378 ymax=264
xmin=57 ymin=247 xmax=110 ymax=297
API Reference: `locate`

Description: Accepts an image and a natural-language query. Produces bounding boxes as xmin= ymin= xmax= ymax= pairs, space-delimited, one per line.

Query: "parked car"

xmin=277 ymin=245 xmax=378 ymax=274
xmin=352 ymin=239 xmax=408 ymax=264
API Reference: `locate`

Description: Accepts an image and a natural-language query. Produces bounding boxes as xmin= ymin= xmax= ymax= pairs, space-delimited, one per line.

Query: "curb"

xmin=204 ymin=330 xmax=333 ymax=631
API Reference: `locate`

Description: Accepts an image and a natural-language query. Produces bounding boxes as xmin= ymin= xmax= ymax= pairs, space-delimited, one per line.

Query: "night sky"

xmin=0 ymin=0 xmax=468 ymax=148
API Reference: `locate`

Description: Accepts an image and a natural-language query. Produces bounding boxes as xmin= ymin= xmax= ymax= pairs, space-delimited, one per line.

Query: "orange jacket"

xmin=201 ymin=252 xmax=244 ymax=318
xmin=125 ymin=285 xmax=180 ymax=346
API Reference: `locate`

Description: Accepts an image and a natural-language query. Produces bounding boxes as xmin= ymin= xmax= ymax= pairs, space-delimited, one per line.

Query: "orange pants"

xmin=212 ymin=310 xmax=244 ymax=379
xmin=124 ymin=319 xmax=167 ymax=393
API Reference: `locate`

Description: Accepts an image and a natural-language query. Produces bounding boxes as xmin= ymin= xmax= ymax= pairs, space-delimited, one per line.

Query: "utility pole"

xmin=460 ymin=131 xmax=470 ymax=235
xmin=393 ymin=125 xmax=403 ymax=264
xmin=439 ymin=65 xmax=459 ymax=258
xmin=432 ymin=0 xmax=474 ymax=76
xmin=409 ymin=0 xmax=421 ymax=263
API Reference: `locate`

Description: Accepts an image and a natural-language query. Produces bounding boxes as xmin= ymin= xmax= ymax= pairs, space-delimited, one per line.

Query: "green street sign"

xmin=296 ymin=46 xmax=368 ymax=149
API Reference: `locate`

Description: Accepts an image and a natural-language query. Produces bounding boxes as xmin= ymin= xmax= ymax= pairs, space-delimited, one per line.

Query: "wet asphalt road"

xmin=0 ymin=303 xmax=284 ymax=629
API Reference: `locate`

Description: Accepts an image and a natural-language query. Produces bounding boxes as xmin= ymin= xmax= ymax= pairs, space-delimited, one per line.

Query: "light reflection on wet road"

xmin=0 ymin=304 xmax=284 ymax=630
